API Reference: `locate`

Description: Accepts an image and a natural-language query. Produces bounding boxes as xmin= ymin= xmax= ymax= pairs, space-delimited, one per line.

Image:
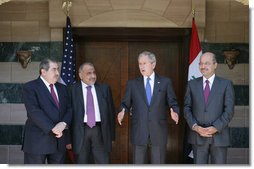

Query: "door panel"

xmin=76 ymin=41 xmax=186 ymax=164
xmin=77 ymin=42 xmax=129 ymax=163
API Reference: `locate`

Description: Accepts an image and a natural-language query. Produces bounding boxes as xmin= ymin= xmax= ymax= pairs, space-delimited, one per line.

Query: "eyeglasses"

xmin=199 ymin=62 xmax=214 ymax=66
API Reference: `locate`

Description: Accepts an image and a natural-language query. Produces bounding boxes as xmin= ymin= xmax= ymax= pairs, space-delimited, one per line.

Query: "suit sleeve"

xmin=107 ymin=86 xmax=116 ymax=141
xmin=118 ymin=81 xmax=132 ymax=113
xmin=184 ymin=83 xmax=198 ymax=129
xmin=167 ymin=79 xmax=179 ymax=114
xmin=22 ymin=83 xmax=55 ymax=134
xmin=212 ymin=80 xmax=235 ymax=132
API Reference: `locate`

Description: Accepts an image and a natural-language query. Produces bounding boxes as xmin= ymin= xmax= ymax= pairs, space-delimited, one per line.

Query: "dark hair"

xmin=79 ymin=62 xmax=95 ymax=73
xmin=39 ymin=58 xmax=58 ymax=74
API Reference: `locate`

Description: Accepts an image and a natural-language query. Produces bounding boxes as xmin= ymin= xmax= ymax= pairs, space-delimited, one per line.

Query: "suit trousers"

xmin=24 ymin=152 xmax=65 ymax=164
xmin=75 ymin=123 xmax=109 ymax=164
xmin=133 ymin=141 xmax=166 ymax=164
xmin=192 ymin=138 xmax=227 ymax=164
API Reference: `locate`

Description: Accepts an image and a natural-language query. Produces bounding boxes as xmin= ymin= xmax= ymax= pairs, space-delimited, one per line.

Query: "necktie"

xmin=49 ymin=84 xmax=59 ymax=108
xmin=204 ymin=80 xmax=210 ymax=104
xmin=145 ymin=77 xmax=152 ymax=105
xmin=86 ymin=86 xmax=96 ymax=128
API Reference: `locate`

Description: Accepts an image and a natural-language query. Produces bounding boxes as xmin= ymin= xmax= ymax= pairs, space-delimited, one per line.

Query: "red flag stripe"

xmin=189 ymin=18 xmax=201 ymax=64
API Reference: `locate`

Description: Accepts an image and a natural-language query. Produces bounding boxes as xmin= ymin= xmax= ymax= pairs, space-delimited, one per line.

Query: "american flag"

xmin=59 ymin=16 xmax=76 ymax=85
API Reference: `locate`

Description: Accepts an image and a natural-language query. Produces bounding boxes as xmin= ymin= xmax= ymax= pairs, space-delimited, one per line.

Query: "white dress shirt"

xmin=81 ymin=81 xmax=101 ymax=122
xmin=40 ymin=76 xmax=59 ymax=101
xmin=143 ymin=71 xmax=155 ymax=95
xmin=203 ymin=74 xmax=215 ymax=90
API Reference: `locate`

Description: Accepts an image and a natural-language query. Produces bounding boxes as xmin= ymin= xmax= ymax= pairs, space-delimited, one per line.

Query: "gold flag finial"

xmin=192 ymin=8 xmax=195 ymax=18
xmin=62 ymin=0 xmax=72 ymax=16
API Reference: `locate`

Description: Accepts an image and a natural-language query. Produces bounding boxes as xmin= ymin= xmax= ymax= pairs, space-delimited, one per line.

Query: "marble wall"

xmin=0 ymin=42 xmax=249 ymax=164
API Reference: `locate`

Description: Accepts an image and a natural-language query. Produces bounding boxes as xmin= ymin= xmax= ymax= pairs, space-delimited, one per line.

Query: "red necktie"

xmin=50 ymin=84 xmax=59 ymax=108
xmin=204 ymin=80 xmax=210 ymax=104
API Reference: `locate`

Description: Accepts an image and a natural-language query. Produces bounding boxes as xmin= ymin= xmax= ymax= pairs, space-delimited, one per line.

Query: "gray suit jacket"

xmin=119 ymin=74 xmax=179 ymax=146
xmin=184 ymin=76 xmax=235 ymax=146
xmin=70 ymin=81 xmax=115 ymax=153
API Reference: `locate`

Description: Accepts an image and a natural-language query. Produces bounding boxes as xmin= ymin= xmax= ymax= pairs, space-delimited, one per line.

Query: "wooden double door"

xmin=74 ymin=28 xmax=190 ymax=164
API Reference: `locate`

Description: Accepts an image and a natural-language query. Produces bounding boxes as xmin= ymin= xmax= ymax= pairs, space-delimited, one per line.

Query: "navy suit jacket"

xmin=70 ymin=81 xmax=115 ymax=153
xmin=184 ymin=76 xmax=235 ymax=146
xmin=22 ymin=77 xmax=72 ymax=154
xmin=119 ymin=74 xmax=179 ymax=146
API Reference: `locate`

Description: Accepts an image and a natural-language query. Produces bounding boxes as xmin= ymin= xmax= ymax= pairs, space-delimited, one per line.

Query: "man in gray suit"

xmin=184 ymin=52 xmax=235 ymax=164
xmin=70 ymin=62 xmax=115 ymax=164
xmin=118 ymin=51 xmax=179 ymax=164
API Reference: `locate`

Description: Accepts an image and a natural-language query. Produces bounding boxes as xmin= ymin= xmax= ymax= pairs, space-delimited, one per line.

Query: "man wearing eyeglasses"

xmin=184 ymin=52 xmax=235 ymax=164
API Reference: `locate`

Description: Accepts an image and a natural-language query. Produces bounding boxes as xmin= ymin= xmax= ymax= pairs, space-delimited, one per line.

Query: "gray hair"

xmin=39 ymin=58 xmax=57 ymax=74
xmin=138 ymin=51 xmax=156 ymax=63
xmin=79 ymin=62 xmax=95 ymax=73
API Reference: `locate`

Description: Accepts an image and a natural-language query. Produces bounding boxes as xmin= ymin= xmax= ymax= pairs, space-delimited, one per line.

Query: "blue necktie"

xmin=146 ymin=77 xmax=152 ymax=105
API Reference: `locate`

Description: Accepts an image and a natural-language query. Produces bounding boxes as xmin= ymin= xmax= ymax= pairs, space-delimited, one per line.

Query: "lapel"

xmin=77 ymin=82 xmax=85 ymax=115
xmin=37 ymin=77 xmax=59 ymax=110
xmin=196 ymin=77 xmax=205 ymax=105
xmin=94 ymin=83 xmax=105 ymax=120
xmin=150 ymin=74 xmax=160 ymax=107
xmin=206 ymin=76 xmax=220 ymax=106
xmin=137 ymin=76 xmax=148 ymax=105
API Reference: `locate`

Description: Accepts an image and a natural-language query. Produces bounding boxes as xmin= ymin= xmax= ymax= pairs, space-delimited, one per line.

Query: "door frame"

xmin=72 ymin=27 xmax=191 ymax=163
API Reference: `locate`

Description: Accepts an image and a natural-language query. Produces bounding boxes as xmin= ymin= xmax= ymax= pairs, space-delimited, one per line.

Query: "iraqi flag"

xmin=188 ymin=18 xmax=202 ymax=81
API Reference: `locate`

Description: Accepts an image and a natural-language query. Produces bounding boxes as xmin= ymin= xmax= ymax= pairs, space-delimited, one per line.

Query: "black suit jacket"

xmin=119 ymin=74 xmax=179 ymax=146
xmin=22 ymin=77 xmax=72 ymax=154
xmin=70 ymin=81 xmax=115 ymax=153
xmin=184 ymin=76 xmax=235 ymax=146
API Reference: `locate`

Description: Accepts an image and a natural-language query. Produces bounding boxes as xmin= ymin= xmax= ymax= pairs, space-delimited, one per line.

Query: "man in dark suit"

xmin=117 ymin=51 xmax=179 ymax=164
xmin=184 ymin=52 xmax=235 ymax=164
xmin=70 ymin=62 xmax=115 ymax=164
xmin=22 ymin=58 xmax=72 ymax=164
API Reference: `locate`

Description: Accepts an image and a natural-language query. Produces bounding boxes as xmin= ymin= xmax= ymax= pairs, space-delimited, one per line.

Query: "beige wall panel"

xmin=0 ymin=104 xmax=11 ymax=124
xmin=227 ymin=148 xmax=249 ymax=164
xmin=0 ymin=22 xmax=12 ymax=42
xmin=11 ymin=21 xmax=39 ymax=42
xmin=39 ymin=21 xmax=51 ymax=42
xmin=216 ymin=64 xmax=247 ymax=85
xmin=51 ymin=28 xmax=63 ymax=41
xmin=25 ymin=1 xmax=49 ymax=21
xmin=244 ymin=22 xmax=249 ymax=43
xmin=229 ymin=106 xmax=248 ymax=127
xmin=206 ymin=0 xmax=230 ymax=22
xmin=111 ymin=0 xmax=144 ymax=9
xmin=229 ymin=1 xmax=249 ymax=22
xmin=84 ymin=0 xmax=112 ymax=16
xmin=11 ymin=62 xmax=39 ymax=83
xmin=0 ymin=2 xmax=26 ymax=21
xmin=0 ymin=62 xmax=11 ymax=83
xmin=163 ymin=0 xmax=191 ymax=26
xmin=142 ymin=0 xmax=170 ymax=15
xmin=49 ymin=0 xmax=66 ymax=27
xmin=215 ymin=22 xmax=245 ymax=43
xmin=78 ymin=10 xmax=178 ymax=27
xmin=10 ymin=104 xmax=27 ymax=124
xmin=204 ymin=23 xmax=216 ymax=42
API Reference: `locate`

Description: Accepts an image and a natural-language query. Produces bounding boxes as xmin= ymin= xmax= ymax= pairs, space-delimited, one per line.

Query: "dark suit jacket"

xmin=184 ymin=76 xmax=235 ymax=146
xmin=22 ymin=77 xmax=72 ymax=154
xmin=70 ymin=81 xmax=115 ymax=153
xmin=119 ymin=74 xmax=179 ymax=146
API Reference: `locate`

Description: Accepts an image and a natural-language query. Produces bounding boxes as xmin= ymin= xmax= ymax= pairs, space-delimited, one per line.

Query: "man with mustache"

xmin=22 ymin=58 xmax=72 ymax=164
xmin=184 ymin=52 xmax=235 ymax=164
xmin=118 ymin=51 xmax=179 ymax=164
xmin=69 ymin=62 xmax=115 ymax=164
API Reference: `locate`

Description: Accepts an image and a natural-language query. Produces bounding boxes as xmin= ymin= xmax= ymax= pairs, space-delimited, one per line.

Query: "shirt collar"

xmin=203 ymin=74 xmax=215 ymax=84
xmin=40 ymin=76 xmax=51 ymax=88
xmin=144 ymin=72 xmax=155 ymax=82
